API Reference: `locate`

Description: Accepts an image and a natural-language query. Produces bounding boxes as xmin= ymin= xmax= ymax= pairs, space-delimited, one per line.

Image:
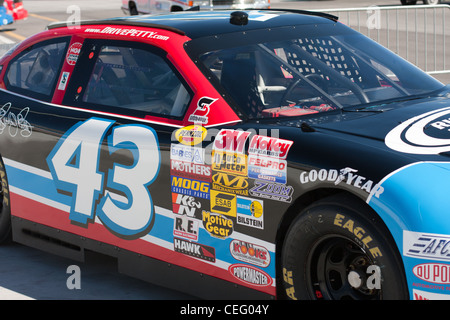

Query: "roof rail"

xmin=46 ymin=19 xmax=186 ymax=35
xmin=257 ymin=8 xmax=339 ymax=22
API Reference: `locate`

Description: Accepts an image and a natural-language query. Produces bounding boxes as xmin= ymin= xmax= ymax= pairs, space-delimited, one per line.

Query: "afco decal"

xmin=47 ymin=118 xmax=160 ymax=238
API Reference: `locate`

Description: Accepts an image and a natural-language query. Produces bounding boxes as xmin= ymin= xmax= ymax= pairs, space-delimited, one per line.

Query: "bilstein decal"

xmin=385 ymin=106 xmax=450 ymax=154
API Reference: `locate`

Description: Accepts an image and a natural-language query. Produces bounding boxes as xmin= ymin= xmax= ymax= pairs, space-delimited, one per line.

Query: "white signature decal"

xmin=0 ymin=102 xmax=32 ymax=138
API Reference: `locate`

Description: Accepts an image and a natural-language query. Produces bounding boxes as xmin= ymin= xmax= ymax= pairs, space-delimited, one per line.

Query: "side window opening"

xmin=5 ymin=39 xmax=68 ymax=100
xmin=81 ymin=44 xmax=192 ymax=118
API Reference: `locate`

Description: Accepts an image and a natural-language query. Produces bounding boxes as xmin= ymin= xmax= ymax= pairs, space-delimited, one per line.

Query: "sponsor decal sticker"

xmin=230 ymin=240 xmax=270 ymax=267
xmin=174 ymin=237 xmax=215 ymax=262
xmin=172 ymin=192 xmax=201 ymax=217
xmin=248 ymin=135 xmax=293 ymax=159
xmin=171 ymin=176 xmax=210 ymax=199
xmin=404 ymin=230 xmax=450 ymax=261
xmin=236 ymin=196 xmax=264 ymax=229
xmin=248 ymin=154 xmax=286 ymax=184
xmin=229 ymin=264 xmax=273 ymax=287
xmin=174 ymin=125 xmax=207 ymax=146
xmin=202 ymin=210 xmax=233 ymax=239
xmin=249 ymin=180 xmax=293 ymax=203
xmin=213 ymin=129 xmax=250 ymax=154
xmin=385 ymin=106 xmax=450 ymax=154
xmin=413 ymin=263 xmax=450 ymax=284
xmin=212 ymin=151 xmax=247 ymax=176
xmin=170 ymin=144 xmax=205 ymax=164
xmin=58 ymin=72 xmax=70 ymax=91
xmin=170 ymin=159 xmax=211 ymax=182
xmin=211 ymin=172 xmax=248 ymax=196
xmin=174 ymin=216 xmax=199 ymax=241
xmin=188 ymin=97 xmax=217 ymax=124
xmin=66 ymin=42 xmax=82 ymax=66
xmin=210 ymin=190 xmax=236 ymax=217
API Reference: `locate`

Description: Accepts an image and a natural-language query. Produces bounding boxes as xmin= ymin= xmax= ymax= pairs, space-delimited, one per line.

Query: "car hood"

xmin=298 ymin=93 xmax=450 ymax=158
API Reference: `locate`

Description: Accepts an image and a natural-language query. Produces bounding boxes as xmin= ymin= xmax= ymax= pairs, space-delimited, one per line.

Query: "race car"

xmin=0 ymin=9 xmax=449 ymax=300
xmin=0 ymin=0 xmax=27 ymax=26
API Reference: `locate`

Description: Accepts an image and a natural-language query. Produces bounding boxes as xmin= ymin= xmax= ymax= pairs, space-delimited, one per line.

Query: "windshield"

xmin=194 ymin=26 xmax=443 ymax=119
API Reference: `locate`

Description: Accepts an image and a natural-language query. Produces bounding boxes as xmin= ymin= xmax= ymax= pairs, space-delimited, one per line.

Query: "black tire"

xmin=280 ymin=194 xmax=408 ymax=300
xmin=0 ymin=158 xmax=11 ymax=244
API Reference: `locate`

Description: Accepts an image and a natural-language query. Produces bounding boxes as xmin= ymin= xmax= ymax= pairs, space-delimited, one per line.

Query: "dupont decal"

xmin=230 ymin=240 xmax=270 ymax=268
xmin=404 ymin=230 xmax=450 ymax=261
xmin=413 ymin=263 xmax=450 ymax=284
xmin=188 ymin=97 xmax=217 ymax=124
xmin=229 ymin=264 xmax=273 ymax=287
xmin=385 ymin=106 xmax=450 ymax=154
xmin=66 ymin=42 xmax=82 ymax=66
xmin=174 ymin=125 xmax=207 ymax=146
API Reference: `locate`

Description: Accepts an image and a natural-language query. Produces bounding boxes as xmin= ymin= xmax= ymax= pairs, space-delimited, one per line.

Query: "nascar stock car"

xmin=0 ymin=9 xmax=449 ymax=300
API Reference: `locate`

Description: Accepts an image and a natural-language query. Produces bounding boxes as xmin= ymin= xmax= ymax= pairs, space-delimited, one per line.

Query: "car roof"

xmin=48 ymin=9 xmax=338 ymax=39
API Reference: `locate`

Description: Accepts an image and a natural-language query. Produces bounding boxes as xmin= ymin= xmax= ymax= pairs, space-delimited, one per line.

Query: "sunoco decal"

xmin=385 ymin=106 xmax=450 ymax=154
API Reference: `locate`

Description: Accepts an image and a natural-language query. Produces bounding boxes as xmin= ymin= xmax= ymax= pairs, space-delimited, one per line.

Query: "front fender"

xmin=367 ymin=161 xmax=450 ymax=300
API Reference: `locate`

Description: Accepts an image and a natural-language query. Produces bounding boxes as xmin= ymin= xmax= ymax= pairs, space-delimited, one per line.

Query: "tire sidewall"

xmin=281 ymin=195 xmax=408 ymax=300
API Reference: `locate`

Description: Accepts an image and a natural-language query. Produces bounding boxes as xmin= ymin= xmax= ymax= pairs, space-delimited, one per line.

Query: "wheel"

xmin=280 ymin=194 xmax=408 ymax=300
xmin=423 ymin=0 xmax=440 ymax=4
xmin=0 ymin=158 xmax=11 ymax=244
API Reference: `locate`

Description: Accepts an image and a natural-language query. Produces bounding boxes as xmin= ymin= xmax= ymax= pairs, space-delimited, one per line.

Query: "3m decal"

xmin=212 ymin=151 xmax=247 ymax=176
xmin=202 ymin=210 xmax=233 ymax=239
xmin=171 ymin=176 xmax=210 ymax=199
xmin=248 ymin=135 xmax=293 ymax=159
xmin=188 ymin=97 xmax=217 ymax=124
xmin=172 ymin=192 xmax=201 ymax=217
xmin=174 ymin=237 xmax=216 ymax=262
xmin=213 ymin=129 xmax=250 ymax=154
xmin=174 ymin=125 xmax=207 ymax=146
xmin=230 ymin=240 xmax=270 ymax=267
xmin=404 ymin=230 xmax=450 ymax=261
xmin=66 ymin=42 xmax=82 ymax=66
xmin=210 ymin=190 xmax=236 ymax=217
xmin=385 ymin=106 xmax=450 ymax=154
xmin=47 ymin=118 xmax=160 ymax=238
xmin=174 ymin=216 xmax=199 ymax=241
xmin=236 ymin=196 xmax=264 ymax=229
xmin=249 ymin=180 xmax=293 ymax=203
xmin=211 ymin=172 xmax=248 ymax=196
xmin=229 ymin=264 xmax=273 ymax=287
